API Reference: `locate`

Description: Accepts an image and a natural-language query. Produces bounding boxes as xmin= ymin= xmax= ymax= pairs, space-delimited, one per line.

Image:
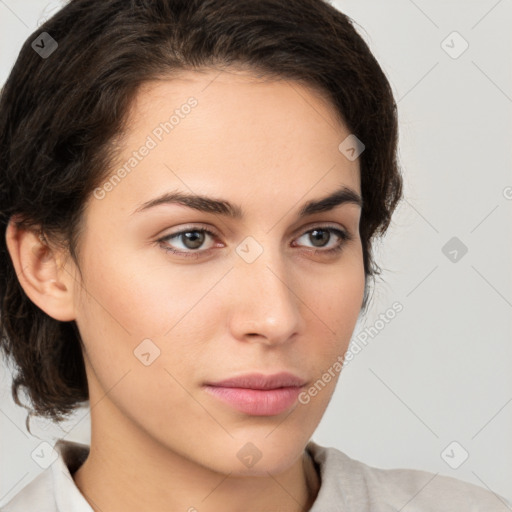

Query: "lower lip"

xmin=203 ymin=385 xmax=303 ymax=416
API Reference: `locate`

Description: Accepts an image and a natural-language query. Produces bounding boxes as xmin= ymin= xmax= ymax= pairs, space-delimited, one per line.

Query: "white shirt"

xmin=1 ymin=439 xmax=510 ymax=511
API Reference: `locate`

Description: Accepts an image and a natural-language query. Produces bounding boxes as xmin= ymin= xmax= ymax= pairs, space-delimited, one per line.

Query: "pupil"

xmin=310 ymin=229 xmax=329 ymax=247
xmin=183 ymin=231 xmax=204 ymax=249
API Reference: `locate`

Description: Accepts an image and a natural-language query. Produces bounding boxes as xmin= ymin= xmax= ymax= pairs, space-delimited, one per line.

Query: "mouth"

xmin=203 ymin=372 xmax=307 ymax=416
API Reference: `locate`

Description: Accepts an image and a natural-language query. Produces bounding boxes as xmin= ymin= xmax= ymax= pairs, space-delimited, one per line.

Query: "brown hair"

xmin=0 ymin=0 xmax=402 ymax=424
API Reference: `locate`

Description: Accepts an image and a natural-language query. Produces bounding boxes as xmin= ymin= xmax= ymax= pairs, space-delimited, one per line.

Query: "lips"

xmin=203 ymin=372 xmax=307 ymax=416
xmin=205 ymin=372 xmax=307 ymax=390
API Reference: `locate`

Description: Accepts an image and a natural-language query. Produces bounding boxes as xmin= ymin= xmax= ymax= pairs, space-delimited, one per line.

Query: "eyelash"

xmin=156 ymin=225 xmax=353 ymax=259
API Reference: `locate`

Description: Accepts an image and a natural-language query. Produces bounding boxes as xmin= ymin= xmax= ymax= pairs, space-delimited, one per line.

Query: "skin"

xmin=6 ymin=68 xmax=365 ymax=512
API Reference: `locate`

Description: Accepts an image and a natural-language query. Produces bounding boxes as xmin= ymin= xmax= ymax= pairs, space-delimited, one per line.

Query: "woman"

xmin=0 ymin=0 xmax=509 ymax=510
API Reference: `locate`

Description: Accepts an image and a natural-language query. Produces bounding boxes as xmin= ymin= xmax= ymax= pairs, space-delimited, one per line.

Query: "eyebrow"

xmin=131 ymin=185 xmax=363 ymax=218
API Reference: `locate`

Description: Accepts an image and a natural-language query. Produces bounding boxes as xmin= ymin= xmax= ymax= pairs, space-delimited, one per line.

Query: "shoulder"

xmin=307 ymin=440 xmax=511 ymax=512
xmin=0 ymin=468 xmax=56 ymax=512
xmin=0 ymin=439 xmax=91 ymax=512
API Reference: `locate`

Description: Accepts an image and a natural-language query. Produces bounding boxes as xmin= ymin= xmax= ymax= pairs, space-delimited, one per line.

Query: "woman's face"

xmin=70 ymin=68 xmax=365 ymax=474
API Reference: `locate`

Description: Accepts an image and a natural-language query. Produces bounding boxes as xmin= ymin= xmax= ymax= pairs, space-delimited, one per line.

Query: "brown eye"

xmin=157 ymin=227 xmax=218 ymax=257
xmin=308 ymin=228 xmax=331 ymax=247
xmin=294 ymin=226 xmax=351 ymax=254
xmin=179 ymin=231 xmax=206 ymax=249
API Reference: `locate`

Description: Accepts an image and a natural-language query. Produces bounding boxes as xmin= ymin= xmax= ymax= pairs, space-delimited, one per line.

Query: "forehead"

xmin=121 ymin=67 xmax=351 ymax=156
xmin=128 ymin=66 xmax=344 ymax=124
xmin=89 ymin=68 xmax=360 ymax=219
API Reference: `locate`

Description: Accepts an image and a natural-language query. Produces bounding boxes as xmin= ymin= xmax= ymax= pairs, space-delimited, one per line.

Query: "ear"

xmin=5 ymin=217 xmax=77 ymax=322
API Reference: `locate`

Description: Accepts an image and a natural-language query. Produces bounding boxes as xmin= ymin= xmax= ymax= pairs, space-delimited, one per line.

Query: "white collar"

xmin=52 ymin=439 xmax=92 ymax=512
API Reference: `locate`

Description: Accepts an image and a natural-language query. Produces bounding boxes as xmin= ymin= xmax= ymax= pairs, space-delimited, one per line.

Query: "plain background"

xmin=1 ymin=0 xmax=511 ymax=506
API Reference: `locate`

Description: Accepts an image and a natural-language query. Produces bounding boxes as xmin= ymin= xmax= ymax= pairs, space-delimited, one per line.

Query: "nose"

xmin=227 ymin=243 xmax=303 ymax=346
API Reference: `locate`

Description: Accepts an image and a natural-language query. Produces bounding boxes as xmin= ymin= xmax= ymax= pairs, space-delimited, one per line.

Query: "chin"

xmin=211 ymin=437 xmax=305 ymax=476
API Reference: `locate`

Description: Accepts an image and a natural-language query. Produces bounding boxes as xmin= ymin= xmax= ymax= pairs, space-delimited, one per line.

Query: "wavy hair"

xmin=0 ymin=0 xmax=403 ymax=424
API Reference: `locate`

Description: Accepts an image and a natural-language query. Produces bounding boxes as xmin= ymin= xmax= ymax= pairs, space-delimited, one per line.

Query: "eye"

xmin=156 ymin=224 xmax=353 ymax=259
xmin=293 ymin=225 xmax=352 ymax=255
xmin=157 ymin=227 xmax=219 ymax=259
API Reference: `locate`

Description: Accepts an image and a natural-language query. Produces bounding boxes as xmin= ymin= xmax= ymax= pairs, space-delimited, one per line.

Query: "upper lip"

xmin=205 ymin=372 xmax=306 ymax=390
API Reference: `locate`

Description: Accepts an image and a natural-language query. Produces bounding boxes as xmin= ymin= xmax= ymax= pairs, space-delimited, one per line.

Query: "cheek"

xmin=76 ymin=240 xmax=215 ymax=336
xmin=303 ymin=253 xmax=366 ymax=373
xmin=294 ymin=263 xmax=365 ymax=417
xmin=73 ymin=248 xmax=215 ymax=433
xmin=73 ymin=244 xmax=224 ymax=386
xmin=304 ymin=250 xmax=365 ymax=329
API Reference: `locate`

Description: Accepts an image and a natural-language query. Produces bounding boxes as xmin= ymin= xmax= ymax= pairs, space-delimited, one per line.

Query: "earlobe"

xmin=5 ymin=219 xmax=77 ymax=322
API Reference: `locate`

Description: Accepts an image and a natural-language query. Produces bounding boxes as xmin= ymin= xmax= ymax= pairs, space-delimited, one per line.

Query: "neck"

xmin=72 ymin=400 xmax=320 ymax=512
xmin=74 ymin=442 xmax=320 ymax=512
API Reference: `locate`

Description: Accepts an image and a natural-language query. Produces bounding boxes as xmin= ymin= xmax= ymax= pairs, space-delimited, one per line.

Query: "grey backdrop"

xmin=1 ymin=0 xmax=511 ymax=506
